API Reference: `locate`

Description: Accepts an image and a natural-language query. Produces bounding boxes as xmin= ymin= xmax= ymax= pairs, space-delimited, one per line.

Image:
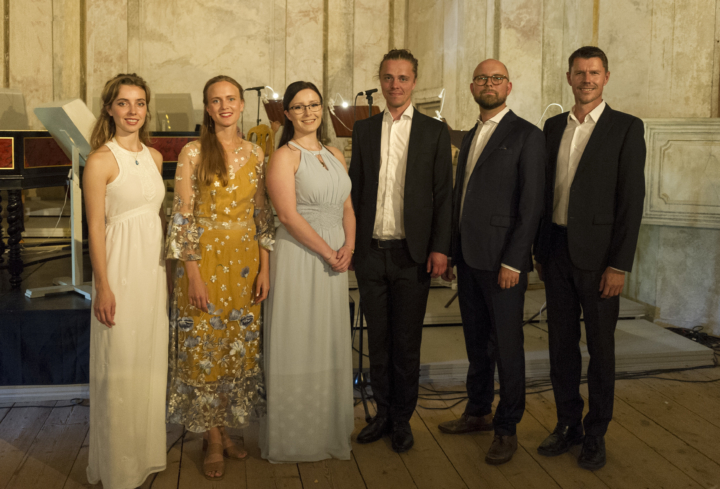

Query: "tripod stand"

xmin=353 ymin=298 xmax=372 ymax=423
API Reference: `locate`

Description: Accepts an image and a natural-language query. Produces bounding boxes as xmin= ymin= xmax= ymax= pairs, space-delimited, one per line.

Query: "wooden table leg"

xmin=7 ymin=189 xmax=24 ymax=289
xmin=0 ymin=191 xmax=5 ymax=264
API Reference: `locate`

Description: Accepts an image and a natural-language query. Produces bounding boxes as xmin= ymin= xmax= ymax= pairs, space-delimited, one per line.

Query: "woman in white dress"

xmin=83 ymin=73 xmax=169 ymax=489
xmin=261 ymin=81 xmax=355 ymax=462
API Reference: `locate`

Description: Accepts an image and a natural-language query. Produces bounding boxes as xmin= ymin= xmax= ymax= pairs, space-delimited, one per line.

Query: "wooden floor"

xmin=2 ymin=367 xmax=720 ymax=489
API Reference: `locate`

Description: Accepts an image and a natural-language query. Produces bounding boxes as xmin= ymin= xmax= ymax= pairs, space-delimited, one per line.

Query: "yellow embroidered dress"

xmin=165 ymin=141 xmax=274 ymax=431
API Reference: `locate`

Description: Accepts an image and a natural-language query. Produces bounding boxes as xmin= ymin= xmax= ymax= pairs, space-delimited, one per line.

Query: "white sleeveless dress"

xmin=86 ymin=140 xmax=169 ymax=489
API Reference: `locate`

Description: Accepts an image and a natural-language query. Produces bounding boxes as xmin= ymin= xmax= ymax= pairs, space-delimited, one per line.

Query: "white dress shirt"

xmin=373 ymin=104 xmax=413 ymax=239
xmin=459 ymin=106 xmax=519 ymax=273
xmin=553 ymin=101 xmax=606 ymax=226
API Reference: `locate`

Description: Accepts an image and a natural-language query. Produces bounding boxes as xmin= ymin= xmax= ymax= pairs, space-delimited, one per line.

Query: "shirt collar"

xmin=477 ymin=106 xmax=510 ymax=126
xmin=384 ymin=103 xmax=414 ymax=122
xmin=568 ymin=100 xmax=606 ymax=125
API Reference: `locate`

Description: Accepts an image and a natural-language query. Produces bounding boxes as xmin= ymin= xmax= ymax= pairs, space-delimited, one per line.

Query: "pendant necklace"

xmin=115 ymin=138 xmax=141 ymax=165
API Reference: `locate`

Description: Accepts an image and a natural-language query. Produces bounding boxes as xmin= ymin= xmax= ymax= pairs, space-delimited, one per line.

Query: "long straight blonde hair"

xmin=196 ymin=75 xmax=245 ymax=187
xmin=90 ymin=73 xmax=152 ymax=151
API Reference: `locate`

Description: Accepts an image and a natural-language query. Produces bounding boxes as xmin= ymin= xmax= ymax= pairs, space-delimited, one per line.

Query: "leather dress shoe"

xmin=438 ymin=413 xmax=493 ymax=434
xmin=537 ymin=423 xmax=584 ymax=456
xmin=391 ymin=421 xmax=414 ymax=453
xmin=578 ymin=435 xmax=606 ymax=470
xmin=485 ymin=434 xmax=517 ymax=465
xmin=356 ymin=416 xmax=391 ymax=444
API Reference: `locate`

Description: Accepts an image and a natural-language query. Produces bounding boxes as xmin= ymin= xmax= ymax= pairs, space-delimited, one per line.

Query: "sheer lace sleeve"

xmin=252 ymin=146 xmax=275 ymax=251
xmin=166 ymin=142 xmax=203 ymax=260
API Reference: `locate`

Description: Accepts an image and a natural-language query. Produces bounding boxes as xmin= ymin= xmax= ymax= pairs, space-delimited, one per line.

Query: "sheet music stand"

xmin=25 ymin=99 xmax=95 ymax=299
xmin=329 ymin=106 xmax=381 ymax=138
xmin=262 ymin=99 xmax=284 ymax=123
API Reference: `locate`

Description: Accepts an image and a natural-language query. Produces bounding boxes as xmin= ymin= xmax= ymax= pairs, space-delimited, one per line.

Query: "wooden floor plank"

xmin=609 ymin=388 xmax=720 ymax=489
xmin=0 ymin=401 xmax=56 ymax=489
xmin=62 ymin=429 xmax=94 ymax=489
xmin=415 ymin=385 xmax=514 ymax=489
xmin=0 ymin=404 xmax=13 ymax=426
xmin=243 ymin=421 xmax=303 ymax=489
xmin=5 ymin=404 xmax=88 ymax=489
xmin=435 ymin=384 xmax=562 ymax=489
xmin=610 ymin=379 xmax=720 ymax=474
xmin=326 ymin=455 xmax=367 ymax=489
xmin=638 ymin=370 xmax=720 ymax=430
xmin=350 ymin=403 xmax=417 ymax=489
xmin=399 ymin=409 xmax=468 ymax=489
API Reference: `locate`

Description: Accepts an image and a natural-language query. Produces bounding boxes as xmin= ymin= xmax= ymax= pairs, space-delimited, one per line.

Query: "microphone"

xmin=357 ymin=89 xmax=378 ymax=96
xmin=245 ymin=86 xmax=265 ymax=91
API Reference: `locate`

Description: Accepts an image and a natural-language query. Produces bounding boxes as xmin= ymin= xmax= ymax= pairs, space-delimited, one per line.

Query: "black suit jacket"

xmin=451 ymin=110 xmax=546 ymax=272
xmin=349 ymin=109 xmax=453 ymax=266
xmin=534 ymin=104 xmax=646 ymax=272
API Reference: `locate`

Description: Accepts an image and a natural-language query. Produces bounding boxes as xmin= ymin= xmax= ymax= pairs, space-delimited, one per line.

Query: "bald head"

xmin=473 ymin=59 xmax=509 ymax=80
xmin=470 ymin=59 xmax=512 ymax=116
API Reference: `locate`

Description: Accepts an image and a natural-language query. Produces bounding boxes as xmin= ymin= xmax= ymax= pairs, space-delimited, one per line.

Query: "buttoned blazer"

xmin=450 ymin=110 xmax=546 ymax=272
xmin=534 ymin=104 xmax=646 ymax=272
xmin=349 ymin=109 xmax=453 ymax=267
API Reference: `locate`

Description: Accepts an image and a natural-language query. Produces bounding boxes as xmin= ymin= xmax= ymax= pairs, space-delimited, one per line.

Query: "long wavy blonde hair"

xmin=196 ymin=75 xmax=245 ymax=187
xmin=90 ymin=73 xmax=153 ymax=151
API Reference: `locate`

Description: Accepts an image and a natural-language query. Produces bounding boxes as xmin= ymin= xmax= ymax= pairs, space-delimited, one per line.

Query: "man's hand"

xmin=426 ymin=252 xmax=448 ymax=279
xmin=599 ymin=267 xmax=625 ymax=299
xmin=535 ymin=262 xmax=544 ymax=282
xmin=498 ymin=267 xmax=520 ymax=289
xmin=441 ymin=259 xmax=455 ymax=282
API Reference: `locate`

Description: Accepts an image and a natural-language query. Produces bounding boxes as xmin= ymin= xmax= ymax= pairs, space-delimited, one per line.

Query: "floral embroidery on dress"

xmin=164 ymin=141 xmax=274 ymax=432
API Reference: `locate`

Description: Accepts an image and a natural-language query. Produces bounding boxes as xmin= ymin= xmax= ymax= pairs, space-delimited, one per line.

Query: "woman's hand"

xmin=333 ymin=246 xmax=353 ymax=273
xmin=324 ymin=249 xmax=340 ymax=270
xmin=94 ymin=286 xmax=116 ymax=327
xmin=188 ymin=273 xmax=209 ymax=312
xmin=254 ymin=268 xmax=270 ymax=304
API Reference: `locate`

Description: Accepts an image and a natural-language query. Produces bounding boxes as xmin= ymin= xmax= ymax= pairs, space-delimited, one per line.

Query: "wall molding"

xmin=643 ymin=118 xmax=720 ymax=229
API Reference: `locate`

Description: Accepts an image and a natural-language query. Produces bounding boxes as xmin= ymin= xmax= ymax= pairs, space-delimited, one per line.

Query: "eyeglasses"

xmin=473 ymin=75 xmax=508 ymax=86
xmin=288 ymin=103 xmax=322 ymax=115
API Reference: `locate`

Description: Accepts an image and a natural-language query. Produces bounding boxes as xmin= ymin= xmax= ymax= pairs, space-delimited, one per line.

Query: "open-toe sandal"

xmin=221 ymin=431 xmax=248 ymax=460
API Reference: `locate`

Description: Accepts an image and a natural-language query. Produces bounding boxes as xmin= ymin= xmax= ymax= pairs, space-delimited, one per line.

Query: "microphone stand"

xmin=354 ymin=88 xmax=377 ymax=423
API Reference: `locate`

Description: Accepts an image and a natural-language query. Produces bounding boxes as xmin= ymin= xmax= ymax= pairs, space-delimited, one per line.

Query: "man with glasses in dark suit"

xmin=437 ymin=59 xmax=545 ymax=465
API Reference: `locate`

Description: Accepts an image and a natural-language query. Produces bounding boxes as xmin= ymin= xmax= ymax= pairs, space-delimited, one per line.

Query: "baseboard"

xmin=0 ymin=384 xmax=89 ymax=403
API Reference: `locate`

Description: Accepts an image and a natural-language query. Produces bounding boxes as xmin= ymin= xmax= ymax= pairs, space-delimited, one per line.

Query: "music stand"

xmin=25 ymin=99 xmax=95 ymax=299
xmin=329 ymin=105 xmax=381 ymax=138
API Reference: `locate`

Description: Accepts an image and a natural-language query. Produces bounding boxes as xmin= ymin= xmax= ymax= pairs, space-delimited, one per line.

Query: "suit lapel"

xmin=369 ymin=113 xmax=383 ymax=177
xmin=455 ymin=123 xmax=478 ymax=188
xmin=405 ymin=110 xmax=424 ymax=176
xmin=572 ymin=105 xmax=614 ymax=184
xmin=472 ymin=110 xmax=516 ymax=171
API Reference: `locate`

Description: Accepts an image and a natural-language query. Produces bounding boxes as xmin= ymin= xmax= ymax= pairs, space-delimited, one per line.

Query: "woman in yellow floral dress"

xmin=165 ymin=75 xmax=274 ymax=480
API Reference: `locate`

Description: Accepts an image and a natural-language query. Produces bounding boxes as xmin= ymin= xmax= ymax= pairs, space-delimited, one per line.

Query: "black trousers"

xmin=457 ymin=260 xmax=527 ymax=436
xmin=355 ymin=243 xmax=431 ymax=422
xmin=544 ymin=225 xmax=619 ymax=437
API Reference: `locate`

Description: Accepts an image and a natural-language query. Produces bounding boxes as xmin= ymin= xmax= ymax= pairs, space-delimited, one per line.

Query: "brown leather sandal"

xmin=203 ymin=442 xmax=225 ymax=481
xmin=221 ymin=431 xmax=248 ymax=460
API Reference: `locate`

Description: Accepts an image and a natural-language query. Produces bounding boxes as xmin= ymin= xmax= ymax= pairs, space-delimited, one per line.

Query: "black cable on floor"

xmin=7 ymin=398 xmax=85 ymax=409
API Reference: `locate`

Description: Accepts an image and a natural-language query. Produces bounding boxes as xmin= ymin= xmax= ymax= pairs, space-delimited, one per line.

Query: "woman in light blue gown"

xmin=261 ymin=81 xmax=355 ymax=462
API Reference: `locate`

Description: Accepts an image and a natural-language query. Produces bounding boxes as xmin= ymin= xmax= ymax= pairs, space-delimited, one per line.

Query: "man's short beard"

xmin=475 ymin=93 xmax=506 ymax=110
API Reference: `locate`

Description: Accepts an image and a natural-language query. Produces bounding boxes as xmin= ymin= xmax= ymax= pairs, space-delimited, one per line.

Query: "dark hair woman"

xmin=260 ymin=81 xmax=356 ymax=462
